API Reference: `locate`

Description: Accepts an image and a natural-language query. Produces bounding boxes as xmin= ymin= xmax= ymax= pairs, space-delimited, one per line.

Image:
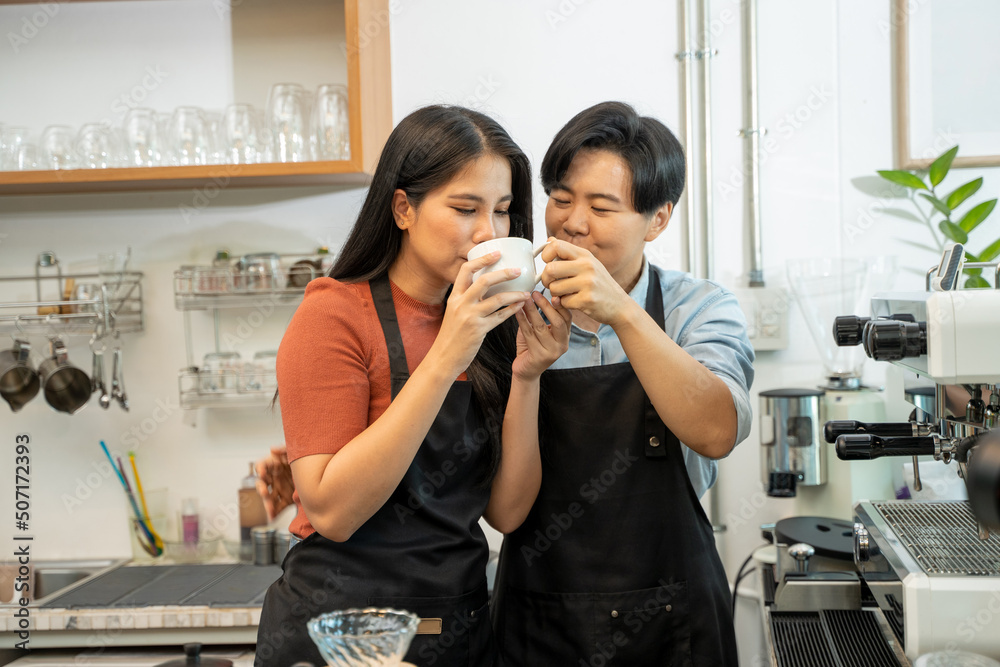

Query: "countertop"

xmin=2 ymin=560 xmax=274 ymax=650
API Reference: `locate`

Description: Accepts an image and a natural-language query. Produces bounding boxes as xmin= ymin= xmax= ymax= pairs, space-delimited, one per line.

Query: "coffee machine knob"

xmin=788 ymin=543 xmax=815 ymax=573
xmin=833 ymin=315 xmax=869 ymax=346
xmin=854 ymin=524 xmax=870 ymax=563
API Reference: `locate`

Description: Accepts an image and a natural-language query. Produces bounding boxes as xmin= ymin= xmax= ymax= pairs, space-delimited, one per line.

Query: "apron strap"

xmin=370 ymin=275 xmax=410 ymax=399
xmin=643 ymin=265 xmax=670 ymax=459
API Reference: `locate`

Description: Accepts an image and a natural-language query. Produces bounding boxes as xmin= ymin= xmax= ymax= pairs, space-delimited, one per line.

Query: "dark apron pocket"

xmin=596 ymin=582 xmax=692 ymax=667
xmin=496 ymin=586 xmax=597 ymax=665
xmin=368 ymin=585 xmax=490 ymax=667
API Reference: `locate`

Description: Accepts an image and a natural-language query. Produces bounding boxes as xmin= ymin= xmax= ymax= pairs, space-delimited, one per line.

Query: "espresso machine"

xmin=760 ymin=245 xmax=1000 ymax=665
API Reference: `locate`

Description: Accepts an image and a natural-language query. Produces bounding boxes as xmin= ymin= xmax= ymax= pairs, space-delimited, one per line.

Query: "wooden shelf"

xmin=0 ymin=0 xmax=392 ymax=195
xmin=0 ymin=161 xmax=371 ymax=195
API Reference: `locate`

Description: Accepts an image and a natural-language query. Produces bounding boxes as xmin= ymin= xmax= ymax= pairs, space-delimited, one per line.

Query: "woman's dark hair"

xmin=540 ymin=101 xmax=685 ymax=216
xmin=331 ymin=105 xmax=532 ymax=484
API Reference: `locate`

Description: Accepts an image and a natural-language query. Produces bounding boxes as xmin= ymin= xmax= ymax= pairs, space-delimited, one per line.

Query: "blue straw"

xmin=100 ymin=440 xmax=131 ymax=493
xmin=99 ymin=440 xmax=159 ymax=555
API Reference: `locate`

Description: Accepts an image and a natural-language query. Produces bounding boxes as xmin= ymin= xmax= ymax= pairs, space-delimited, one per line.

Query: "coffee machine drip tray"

xmin=873 ymin=501 xmax=1000 ymax=576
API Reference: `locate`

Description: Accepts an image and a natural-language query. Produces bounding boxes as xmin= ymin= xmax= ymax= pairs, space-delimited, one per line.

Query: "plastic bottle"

xmin=239 ymin=462 xmax=268 ymax=546
xmin=181 ymin=498 xmax=200 ymax=545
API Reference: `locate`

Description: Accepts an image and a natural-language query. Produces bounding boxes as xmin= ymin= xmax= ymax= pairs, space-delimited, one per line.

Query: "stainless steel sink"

xmin=20 ymin=559 xmax=124 ymax=604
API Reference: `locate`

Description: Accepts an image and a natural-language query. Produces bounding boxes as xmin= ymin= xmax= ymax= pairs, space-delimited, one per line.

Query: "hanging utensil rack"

xmin=0 ymin=270 xmax=145 ymax=336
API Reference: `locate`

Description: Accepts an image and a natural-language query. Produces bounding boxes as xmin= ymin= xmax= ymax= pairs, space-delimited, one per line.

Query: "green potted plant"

xmin=878 ymin=146 xmax=999 ymax=288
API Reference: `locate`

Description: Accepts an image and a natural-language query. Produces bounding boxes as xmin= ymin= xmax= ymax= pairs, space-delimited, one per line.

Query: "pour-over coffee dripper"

xmin=307 ymin=608 xmax=419 ymax=666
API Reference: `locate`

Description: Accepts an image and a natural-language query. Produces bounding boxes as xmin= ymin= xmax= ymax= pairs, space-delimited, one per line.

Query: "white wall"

xmin=2 ymin=0 xmax=999 ymax=654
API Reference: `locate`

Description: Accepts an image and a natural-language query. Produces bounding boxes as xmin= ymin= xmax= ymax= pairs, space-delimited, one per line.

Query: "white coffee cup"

xmin=467 ymin=237 xmax=544 ymax=298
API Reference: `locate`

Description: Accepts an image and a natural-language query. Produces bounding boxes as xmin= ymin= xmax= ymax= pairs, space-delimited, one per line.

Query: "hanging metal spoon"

xmin=111 ymin=345 xmax=129 ymax=411
xmin=91 ymin=347 xmax=111 ymax=410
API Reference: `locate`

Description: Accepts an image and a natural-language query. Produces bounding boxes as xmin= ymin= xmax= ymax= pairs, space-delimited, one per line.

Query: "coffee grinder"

xmin=760 ymin=257 xmax=897 ymax=517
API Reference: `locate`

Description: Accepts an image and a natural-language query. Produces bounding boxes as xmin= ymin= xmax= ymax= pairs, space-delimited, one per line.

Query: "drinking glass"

xmin=1 ymin=127 xmax=30 ymax=170
xmin=40 ymin=126 xmax=78 ymax=170
xmin=12 ymin=142 xmax=39 ymax=170
xmin=166 ymin=107 xmax=210 ymax=166
xmin=122 ymin=108 xmax=160 ymax=167
xmin=255 ymin=108 xmax=273 ymax=163
xmin=312 ymin=84 xmax=350 ymax=161
xmin=301 ymin=88 xmax=315 ymax=149
xmin=76 ymin=124 xmax=120 ymax=169
xmin=222 ymin=104 xmax=260 ymax=164
xmin=267 ymin=83 xmax=308 ymax=162
xmin=204 ymin=110 xmax=224 ymax=165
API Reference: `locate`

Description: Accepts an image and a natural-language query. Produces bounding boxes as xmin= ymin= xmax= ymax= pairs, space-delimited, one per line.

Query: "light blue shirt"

xmin=546 ymin=258 xmax=755 ymax=498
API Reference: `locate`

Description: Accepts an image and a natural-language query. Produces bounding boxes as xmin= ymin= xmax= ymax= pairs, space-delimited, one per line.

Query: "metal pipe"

xmin=698 ymin=0 xmax=714 ymax=281
xmin=689 ymin=0 xmax=724 ymax=535
xmin=742 ymin=0 xmax=765 ymax=287
xmin=678 ymin=0 xmax=697 ymax=276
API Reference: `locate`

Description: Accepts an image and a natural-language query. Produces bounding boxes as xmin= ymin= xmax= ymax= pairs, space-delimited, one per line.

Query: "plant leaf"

xmin=939 ymin=220 xmax=968 ymax=244
xmin=945 ymin=178 xmax=983 ymax=209
xmin=980 ymin=237 xmax=1000 ymax=262
xmin=929 ymin=146 xmax=959 ymax=186
xmin=919 ymin=193 xmax=951 ymax=216
xmin=877 ymin=170 xmax=928 ymax=190
xmin=964 ymin=275 xmax=991 ymax=289
xmin=958 ymin=199 xmax=997 ymax=233
xmin=851 ymin=175 xmax=911 ymax=198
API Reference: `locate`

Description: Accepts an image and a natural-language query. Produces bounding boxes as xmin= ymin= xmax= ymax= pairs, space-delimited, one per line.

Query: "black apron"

xmin=492 ymin=267 xmax=738 ymax=667
xmin=256 ymin=276 xmax=496 ymax=667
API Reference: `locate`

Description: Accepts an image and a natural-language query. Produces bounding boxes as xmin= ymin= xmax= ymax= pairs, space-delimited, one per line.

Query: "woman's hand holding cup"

xmin=467 ymin=237 xmax=545 ymax=297
xmin=428 ymin=251 xmax=530 ymax=378
xmin=465 ymin=237 xmax=570 ymax=379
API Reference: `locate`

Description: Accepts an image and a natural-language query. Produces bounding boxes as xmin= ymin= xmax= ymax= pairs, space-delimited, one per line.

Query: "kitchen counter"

xmin=2 ymin=602 xmax=263 ymax=649
xmin=1 ymin=561 xmax=278 ymax=650
xmin=1 ymin=646 xmax=256 ymax=666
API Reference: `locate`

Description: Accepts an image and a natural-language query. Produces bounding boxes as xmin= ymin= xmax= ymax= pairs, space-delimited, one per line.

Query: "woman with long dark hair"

xmin=255 ymin=105 xmax=570 ymax=667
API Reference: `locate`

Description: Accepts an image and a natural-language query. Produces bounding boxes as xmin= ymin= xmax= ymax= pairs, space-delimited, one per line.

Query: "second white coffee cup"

xmin=467 ymin=237 xmax=543 ymax=298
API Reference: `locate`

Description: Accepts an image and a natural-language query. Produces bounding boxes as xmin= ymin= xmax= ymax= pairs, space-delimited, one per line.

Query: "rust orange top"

xmin=276 ymin=277 xmax=464 ymax=538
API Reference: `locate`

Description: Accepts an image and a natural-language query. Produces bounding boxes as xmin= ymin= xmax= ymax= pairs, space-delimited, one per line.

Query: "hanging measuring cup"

xmin=0 ymin=339 xmax=40 ymax=412
xmin=38 ymin=338 xmax=91 ymax=415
